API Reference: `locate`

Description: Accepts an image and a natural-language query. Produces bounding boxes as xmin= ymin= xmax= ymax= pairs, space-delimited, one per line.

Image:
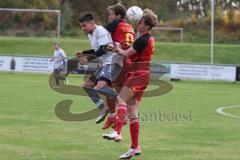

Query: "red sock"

xmin=130 ymin=118 xmax=139 ymax=149
xmin=115 ymin=105 xmax=127 ymax=135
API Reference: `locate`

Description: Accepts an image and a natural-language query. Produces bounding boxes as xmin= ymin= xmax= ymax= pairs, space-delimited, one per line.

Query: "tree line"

xmin=0 ymin=0 xmax=239 ymax=43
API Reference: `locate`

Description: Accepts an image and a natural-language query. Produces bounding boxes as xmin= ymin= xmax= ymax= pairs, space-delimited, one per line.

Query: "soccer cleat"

xmin=102 ymin=116 xmax=116 ymax=130
xmin=119 ymin=146 xmax=141 ymax=159
xmin=102 ymin=131 xmax=122 ymax=142
xmin=96 ymin=105 xmax=108 ymax=124
xmin=133 ymin=146 xmax=141 ymax=156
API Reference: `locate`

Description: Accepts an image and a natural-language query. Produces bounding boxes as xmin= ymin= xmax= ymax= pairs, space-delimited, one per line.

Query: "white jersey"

xmin=53 ymin=48 xmax=67 ymax=69
xmin=88 ymin=25 xmax=123 ymax=67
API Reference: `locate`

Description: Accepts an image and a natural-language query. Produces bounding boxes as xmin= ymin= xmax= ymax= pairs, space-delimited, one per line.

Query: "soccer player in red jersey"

xmin=102 ymin=9 xmax=158 ymax=159
xmin=102 ymin=3 xmax=135 ymax=130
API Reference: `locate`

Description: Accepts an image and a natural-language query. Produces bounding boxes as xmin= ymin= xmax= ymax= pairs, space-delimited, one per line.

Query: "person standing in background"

xmin=50 ymin=42 xmax=67 ymax=87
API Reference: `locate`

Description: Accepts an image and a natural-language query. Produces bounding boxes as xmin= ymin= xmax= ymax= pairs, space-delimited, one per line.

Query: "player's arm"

xmin=75 ymin=45 xmax=109 ymax=57
xmin=50 ymin=53 xmax=57 ymax=62
xmin=74 ymin=44 xmax=114 ymax=64
xmin=50 ymin=56 xmax=61 ymax=63
xmin=82 ymin=45 xmax=108 ymax=57
xmin=74 ymin=51 xmax=95 ymax=64
xmin=75 ymin=28 xmax=114 ymax=60
xmin=115 ymin=45 xmax=136 ymax=57
xmin=50 ymin=57 xmax=54 ymax=62
xmin=116 ymin=36 xmax=148 ymax=57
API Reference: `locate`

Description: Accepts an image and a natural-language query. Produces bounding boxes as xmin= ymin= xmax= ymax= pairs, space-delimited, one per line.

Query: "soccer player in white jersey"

xmin=75 ymin=13 xmax=123 ymax=124
xmin=50 ymin=42 xmax=67 ymax=87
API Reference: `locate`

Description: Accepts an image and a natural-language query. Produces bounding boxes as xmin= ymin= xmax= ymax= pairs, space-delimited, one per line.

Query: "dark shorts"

xmin=54 ymin=68 xmax=63 ymax=74
xmin=89 ymin=64 xmax=122 ymax=85
xmin=54 ymin=65 xmax=67 ymax=80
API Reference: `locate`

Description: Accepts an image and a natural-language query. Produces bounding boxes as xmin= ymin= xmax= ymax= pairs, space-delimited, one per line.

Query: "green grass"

xmin=0 ymin=36 xmax=240 ymax=64
xmin=0 ymin=72 xmax=240 ymax=160
xmin=223 ymin=106 xmax=240 ymax=117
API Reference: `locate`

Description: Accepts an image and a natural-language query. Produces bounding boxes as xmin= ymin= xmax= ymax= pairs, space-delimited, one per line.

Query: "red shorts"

xmin=125 ymin=70 xmax=150 ymax=101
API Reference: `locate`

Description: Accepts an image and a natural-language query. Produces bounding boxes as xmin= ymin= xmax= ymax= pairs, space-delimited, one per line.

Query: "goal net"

xmin=152 ymin=27 xmax=184 ymax=43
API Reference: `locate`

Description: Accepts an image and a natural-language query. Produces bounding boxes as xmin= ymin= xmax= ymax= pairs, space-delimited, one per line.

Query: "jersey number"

xmin=125 ymin=33 xmax=134 ymax=46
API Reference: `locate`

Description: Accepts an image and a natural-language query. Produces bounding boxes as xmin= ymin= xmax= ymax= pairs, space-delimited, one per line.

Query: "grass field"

xmin=0 ymin=72 xmax=240 ymax=160
xmin=0 ymin=37 xmax=240 ymax=64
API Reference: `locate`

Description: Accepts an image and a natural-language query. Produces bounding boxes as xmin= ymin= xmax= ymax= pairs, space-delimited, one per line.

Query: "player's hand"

xmin=114 ymin=42 xmax=123 ymax=54
xmin=114 ymin=42 xmax=121 ymax=49
xmin=79 ymin=56 xmax=88 ymax=65
xmin=75 ymin=51 xmax=83 ymax=57
xmin=106 ymin=45 xmax=114 ymax=51
xmin=103 ymin=44 xmax=116 ymax=52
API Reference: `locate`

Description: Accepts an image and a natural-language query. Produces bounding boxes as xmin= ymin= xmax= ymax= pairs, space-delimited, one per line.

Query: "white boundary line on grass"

xmin=216 ymin=105 xmax=240 ymax=119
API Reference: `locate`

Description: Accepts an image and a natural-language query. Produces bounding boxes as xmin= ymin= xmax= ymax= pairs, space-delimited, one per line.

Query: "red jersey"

xmin=125 ymin=33 xmax=155 ymax=101
xmin=105 ymin=19 xmax=135 ymax=49
xmin=129 ymin=33 xmax=155 ymax=71
xmin=105 ymin=20 xmax=135 ymax=90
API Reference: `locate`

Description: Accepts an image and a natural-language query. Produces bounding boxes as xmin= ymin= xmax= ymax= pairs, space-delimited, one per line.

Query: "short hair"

xmin=108 ymin=3 xmax=126 ymax=18
xmin=54 ymin=42 xmax=60 ymax=47
xmin=78 ymin=12 xmax=95 ymax=23
xmin=142 ymin=9 xmax=158 ymax=30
